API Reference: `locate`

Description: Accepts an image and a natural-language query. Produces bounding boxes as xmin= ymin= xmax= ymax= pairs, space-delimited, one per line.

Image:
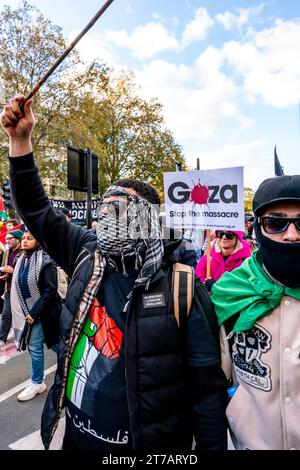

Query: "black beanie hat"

xmin=253 ymin=175 xmax=300 ymax=216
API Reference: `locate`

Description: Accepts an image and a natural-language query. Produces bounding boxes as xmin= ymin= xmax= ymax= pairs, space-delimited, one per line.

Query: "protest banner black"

xmin=49 ymin=199 xmax=100 ymax=226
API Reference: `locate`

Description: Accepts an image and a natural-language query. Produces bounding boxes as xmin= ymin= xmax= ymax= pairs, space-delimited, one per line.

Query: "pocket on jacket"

xmin=227 ymin=384 xmax=257 ymax=449
xmin=226 ymin=384 xmax=242 ymax=422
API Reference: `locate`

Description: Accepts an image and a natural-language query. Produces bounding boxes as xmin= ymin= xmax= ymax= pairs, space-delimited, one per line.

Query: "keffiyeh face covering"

xmin=97 ymin=185 xmax=164 ymax=286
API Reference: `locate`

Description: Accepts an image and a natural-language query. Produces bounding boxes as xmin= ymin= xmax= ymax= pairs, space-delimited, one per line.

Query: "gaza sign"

xmin=164 ymin=167 xmax=244 ymax=231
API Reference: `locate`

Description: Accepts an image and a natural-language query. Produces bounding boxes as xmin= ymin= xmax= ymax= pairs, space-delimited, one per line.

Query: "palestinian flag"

xmin=0 ymin=197 xmax=7 ymax=222
xmin=0 ymin=197 xmax=8 ymax=237
xmin=66 ymin=297 xmax=123 ymax=415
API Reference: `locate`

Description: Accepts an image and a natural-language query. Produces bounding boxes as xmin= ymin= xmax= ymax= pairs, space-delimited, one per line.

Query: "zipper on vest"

xmin=124 ymin=287 xmax=138 ymax=383
xmin=72 ymin=252 xmax=92 ymax=280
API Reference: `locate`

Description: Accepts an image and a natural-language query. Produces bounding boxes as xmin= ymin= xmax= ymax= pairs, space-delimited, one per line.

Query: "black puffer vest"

xmin=125 ymin=267 xmax=191 ymax=450
xmin=41 ymin=240 xmax=192 ymax=450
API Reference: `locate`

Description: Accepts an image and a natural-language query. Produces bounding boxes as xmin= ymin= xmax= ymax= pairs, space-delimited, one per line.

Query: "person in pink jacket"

xmin=195 ymin=230 xmax=251 ymax=292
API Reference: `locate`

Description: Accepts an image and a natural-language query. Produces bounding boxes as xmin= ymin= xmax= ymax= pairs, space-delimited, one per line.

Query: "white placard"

xmin=164 ymin=167 xmax=244 ymax=231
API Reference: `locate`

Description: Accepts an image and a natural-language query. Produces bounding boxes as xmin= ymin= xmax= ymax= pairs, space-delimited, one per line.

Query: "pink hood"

xmin=195 ymin=236 xmax=251 ymax=283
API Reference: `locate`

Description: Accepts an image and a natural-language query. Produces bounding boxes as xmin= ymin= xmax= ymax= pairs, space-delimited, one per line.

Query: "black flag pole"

xmin=274 ymin=146 xmax=284 ymax=176
xmin=1 ymin=0 xmax=115 ymax=111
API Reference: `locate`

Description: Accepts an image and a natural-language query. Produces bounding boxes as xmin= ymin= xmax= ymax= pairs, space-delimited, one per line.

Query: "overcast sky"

xmin=3 ymin=0 xmax=300 ymax=189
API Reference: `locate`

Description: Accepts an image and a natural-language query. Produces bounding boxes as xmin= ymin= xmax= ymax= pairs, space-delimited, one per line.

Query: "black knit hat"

xmin=253 ymin=175 xmax=300 ymax=216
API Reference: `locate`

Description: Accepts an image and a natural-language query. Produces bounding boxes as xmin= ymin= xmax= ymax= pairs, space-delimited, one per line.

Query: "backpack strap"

xmin=220 ymin=324 xmax=232 ymax=384
xmin=172 ymin=262 xmax=194 ymax=328
xmin=56 ymin=267 xmax=69 ymax=300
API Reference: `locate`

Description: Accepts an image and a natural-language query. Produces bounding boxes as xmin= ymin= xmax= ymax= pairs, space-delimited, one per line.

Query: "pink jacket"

xmin=195 ymin=233 xmax=251 ymax=283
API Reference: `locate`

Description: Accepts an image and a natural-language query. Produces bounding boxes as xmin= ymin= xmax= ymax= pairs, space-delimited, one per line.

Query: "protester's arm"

xmin=0 ymin=265 xmax=13 ymax=282
xmin=186 ymin=280 xmax=228 ymax=450
xmin=1 ymin=95 xmax=95 ymax=274
xmin=9 ymin=153 xmax=95 ymax=274
xmin=187 ymin=364 xmax=228 ymax=450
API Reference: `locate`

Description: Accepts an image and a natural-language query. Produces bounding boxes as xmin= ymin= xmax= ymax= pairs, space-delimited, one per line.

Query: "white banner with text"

xmin=164 ymin=167 xmax=244 ymax=231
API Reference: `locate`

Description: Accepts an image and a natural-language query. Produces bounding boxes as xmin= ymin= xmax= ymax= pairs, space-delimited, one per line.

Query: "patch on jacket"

xmin=142 ymin=293 xmax=166 ymax=309
xmin=232 ymin=324 xmax=272 ymax=391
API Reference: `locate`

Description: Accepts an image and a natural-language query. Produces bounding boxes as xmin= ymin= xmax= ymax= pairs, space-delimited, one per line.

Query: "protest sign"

xmin=164 ymin=167 xmax=244 ymax=231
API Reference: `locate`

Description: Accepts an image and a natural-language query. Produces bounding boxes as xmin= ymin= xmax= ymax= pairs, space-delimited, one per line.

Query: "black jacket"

xmin=29 ymin=252 xmax=61 ymax=349
xmin=10 ymin=153 xmax=228 ymax=451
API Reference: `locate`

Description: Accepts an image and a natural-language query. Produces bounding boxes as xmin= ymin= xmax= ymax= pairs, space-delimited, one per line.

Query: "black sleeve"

xmin=9 ymin=153 xmax=95 ymax=276
xmin=186 ymin=279 xmax=221 ymax=366
xmin=186 ymin=279 xmax=228 ymax=449
xmin=180 ymin=240 xmax=197 ymax=268
xmin=187 ymin=364 xmax=228 ymax=450
xmin=173 ymin=240 xmax=197 ymax=268
xmin=29 ymin=263 xmax=57 ymax=320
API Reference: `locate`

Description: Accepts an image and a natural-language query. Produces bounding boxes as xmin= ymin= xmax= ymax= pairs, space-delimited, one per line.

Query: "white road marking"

xmin=9 ymin=416 xmax=65 ymax=450
xmin=0 ymin=364 xmax=57 ymax=403
xmin=9 ymin=430 xmax=43 ymax=450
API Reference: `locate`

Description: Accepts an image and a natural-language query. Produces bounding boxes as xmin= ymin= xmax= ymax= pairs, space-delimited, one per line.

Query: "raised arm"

xmin=0 ymin=95 xmax=95 ymax=275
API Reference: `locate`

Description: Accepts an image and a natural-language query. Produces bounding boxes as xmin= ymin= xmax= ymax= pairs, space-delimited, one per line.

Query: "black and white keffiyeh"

xmin=97 ymin=185 xmax=164 ymax=288
xmin=11 ymin=250 xmax=43 ymax=349
xmin=52 ymin=189 xmax=164 ymax=406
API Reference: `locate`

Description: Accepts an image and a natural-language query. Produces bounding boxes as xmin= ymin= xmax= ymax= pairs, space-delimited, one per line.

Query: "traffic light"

xmin=67 ymin=146 xmax=99 ymax=194
xmin=2 ymin=179 xmax=13 ymax=209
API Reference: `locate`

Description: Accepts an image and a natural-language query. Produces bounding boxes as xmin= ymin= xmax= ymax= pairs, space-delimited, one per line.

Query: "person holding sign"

xmin=1 ymin=95 xmax=228 ymax=451
xmin=195 ymin=230 xmax=251 ymax=293
xmin=211 ymin=175 xmax=300 ymax=450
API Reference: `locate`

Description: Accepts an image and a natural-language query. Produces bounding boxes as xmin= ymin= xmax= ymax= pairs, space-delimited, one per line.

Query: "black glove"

xmin=204 ymin=278 xmax=215 ymax=292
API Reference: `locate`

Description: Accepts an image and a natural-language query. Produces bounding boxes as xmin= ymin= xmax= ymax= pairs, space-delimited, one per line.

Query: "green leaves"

xmin=68 ymin=69 xmax=185 ymax=196
xmin=0 ymin=1 xmax=185 ymax=200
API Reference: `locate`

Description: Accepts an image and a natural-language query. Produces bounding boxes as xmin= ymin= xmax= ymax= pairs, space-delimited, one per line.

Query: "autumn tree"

xmin=0 ymin=1 xmax=185 ymax=199
xmin=67 ymin=68 xmax=185 ymax=196
xmin=244 ymin=187 xmax=254 ymax=213
xmin=0 ymin=0 xmax=105 ymax=195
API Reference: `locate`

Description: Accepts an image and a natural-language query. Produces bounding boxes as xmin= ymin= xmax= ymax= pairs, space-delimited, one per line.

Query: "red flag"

xmin=0 ymin=223 xmax=24 ymax=245
xmin=0 ymin=197 xmax=5 ymax=214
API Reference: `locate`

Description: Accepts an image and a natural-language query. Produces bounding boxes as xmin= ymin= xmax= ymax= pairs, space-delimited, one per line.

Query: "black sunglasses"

xmin=216 ymin=231 xmax=236 ymax=240
xmin=97 ymin=200 xmax=129 ymax=216
xmin=258 ymin=216 xmax=300 ymax=234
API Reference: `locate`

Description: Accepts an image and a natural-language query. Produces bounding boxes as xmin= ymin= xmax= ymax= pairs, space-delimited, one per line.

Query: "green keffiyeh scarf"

xmin=211 ymin=250 xmax=300 ymax=333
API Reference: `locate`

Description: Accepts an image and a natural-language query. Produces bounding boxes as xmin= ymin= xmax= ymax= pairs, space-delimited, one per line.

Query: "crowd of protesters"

xmin=0 ymin=93 xmax=299 ymax=452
